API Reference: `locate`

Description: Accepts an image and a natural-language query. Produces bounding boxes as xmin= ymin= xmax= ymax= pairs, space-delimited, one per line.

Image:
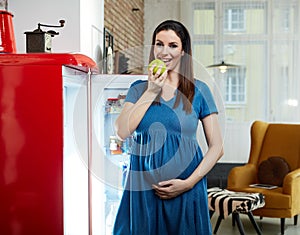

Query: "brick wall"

xmin=104 ymin=0 xmax=144 ymax=74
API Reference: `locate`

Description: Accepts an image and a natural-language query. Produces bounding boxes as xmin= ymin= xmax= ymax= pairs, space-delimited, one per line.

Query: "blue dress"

xmin=113 ymin=79 xmax=218 ymax=235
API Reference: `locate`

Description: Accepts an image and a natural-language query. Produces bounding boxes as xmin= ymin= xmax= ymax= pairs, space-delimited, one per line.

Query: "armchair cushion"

xmin=258 ymin=156 xmax=290 ymax=186
xmin=233 ymin=187 xmax=291 ymax=210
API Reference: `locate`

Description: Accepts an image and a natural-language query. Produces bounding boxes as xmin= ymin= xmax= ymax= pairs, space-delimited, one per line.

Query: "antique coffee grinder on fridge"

xmin=24 ymin=19 xmax=65 ymax=53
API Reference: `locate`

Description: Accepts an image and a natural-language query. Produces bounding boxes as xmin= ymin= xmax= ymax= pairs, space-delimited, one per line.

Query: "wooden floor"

xmin=210 ymin=213 xmax=300 ymax=235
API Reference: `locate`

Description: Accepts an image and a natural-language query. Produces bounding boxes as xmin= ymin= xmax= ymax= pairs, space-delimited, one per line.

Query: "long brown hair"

xmin=149 ymin=20 xmax=195 ymax=113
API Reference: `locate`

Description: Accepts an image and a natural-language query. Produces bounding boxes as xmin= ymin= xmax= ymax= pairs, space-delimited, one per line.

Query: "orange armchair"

xmin=227 ymin=120 xmax=300 ymax=235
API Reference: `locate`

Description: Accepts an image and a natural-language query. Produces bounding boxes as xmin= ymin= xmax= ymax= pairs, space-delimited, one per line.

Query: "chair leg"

xmin=233 ymin=212 xmax=245 ymax=235
xmin=294 ymin=215 xmax=298 ymax=225
xmin=280 ymin=218 xmax=285 ymax=235
xmin=209 ymin=210 xmax=214 ymax=219
xmin=247 ymin=212 xmax=262 ymax=235
xmin=232 ymin=212 xmax=236 ymax=227
xmin=213 ymin=216 xmax=223 ymax=234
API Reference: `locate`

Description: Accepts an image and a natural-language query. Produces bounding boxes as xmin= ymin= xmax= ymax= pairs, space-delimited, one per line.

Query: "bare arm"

xmin=115 ymin=91 xmax=158 ymax=140
xmin=153 ymin=113 xmax=224 ymax=199
xmin=185 ymin=113 xmax=224 ymax=187
xmin=115 ymin=68 xmax=168 ymax=140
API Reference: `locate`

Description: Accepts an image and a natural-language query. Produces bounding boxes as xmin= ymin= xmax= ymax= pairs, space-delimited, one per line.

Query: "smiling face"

xmin=153 ymin=30 xmax=183 ymax=73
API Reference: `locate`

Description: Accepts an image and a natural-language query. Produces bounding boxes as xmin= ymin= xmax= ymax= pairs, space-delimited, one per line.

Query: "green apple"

xmin=148 ymin=59 xmax=167 ymax=75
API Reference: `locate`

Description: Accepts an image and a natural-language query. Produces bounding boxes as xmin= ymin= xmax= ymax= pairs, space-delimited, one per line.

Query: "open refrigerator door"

xmin=63 ymin=66 xmax=147 ymax=235
xmin=90 ymin=74 xmax=147 ymax=235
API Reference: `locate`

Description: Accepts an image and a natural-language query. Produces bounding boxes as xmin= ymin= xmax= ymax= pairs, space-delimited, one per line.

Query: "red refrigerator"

xmin=0 ymin=53 xmax=96 ymax=235
xmin=0 ymin=53 xmax=147 ymax=235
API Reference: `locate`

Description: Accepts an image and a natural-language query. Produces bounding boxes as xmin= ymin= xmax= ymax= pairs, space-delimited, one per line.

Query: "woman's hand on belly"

xmin=152 ymin=179 xmax=192 ymax=200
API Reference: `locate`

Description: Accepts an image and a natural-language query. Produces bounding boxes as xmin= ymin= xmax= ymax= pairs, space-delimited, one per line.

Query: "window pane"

xmin=223 ymin=43 xmax=266 ymax=116
xmin=273 ymin=4 xmax=294 ymax=33
xmin=193 ymin=3 xmax=215 ymax=35
xmin=270 ymin=41 xmax=298 ymax=121
xmin=193 ymin=43 xmax=214 ymax=67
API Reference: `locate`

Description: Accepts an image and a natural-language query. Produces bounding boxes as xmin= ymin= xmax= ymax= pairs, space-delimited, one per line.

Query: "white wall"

xmin=9 ymin=0 xmax=104 ymax=63
xmin=80 ymin=0 xmax=104 ymax=66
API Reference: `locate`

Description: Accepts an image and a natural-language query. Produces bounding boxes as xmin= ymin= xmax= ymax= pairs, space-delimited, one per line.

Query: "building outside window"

xmin=282 ymin=7 xmax=290 ymax=31
xmin=224 ymin=8 xmax=245 ymax=32
xmin=225 ymin=67 xmax=246 ymax=105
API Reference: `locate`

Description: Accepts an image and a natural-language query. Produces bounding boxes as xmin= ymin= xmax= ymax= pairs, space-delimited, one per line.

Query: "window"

xmin=224 ymin=8 xmax=245 ymax=32
xmin=281 ymin=66 xmax=289 ymax=100
xmin=282 ymin=7 xmax=290 ymax=31
xmin=192 ymin=0 xmax=299 ymax=123
xmin=189 ymin=0 xmax=300 ymax=164
xmin=225 ymin=67 xmax=246 ymax=104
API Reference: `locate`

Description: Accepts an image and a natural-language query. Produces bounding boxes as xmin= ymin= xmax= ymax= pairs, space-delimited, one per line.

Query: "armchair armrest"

xmin=282 ymin=168 xmax=300 ymax=195
xmin=227 ymin=163 xmax=257 ymax=189
xmin=282 ymin=168 xmax=300 ymax=214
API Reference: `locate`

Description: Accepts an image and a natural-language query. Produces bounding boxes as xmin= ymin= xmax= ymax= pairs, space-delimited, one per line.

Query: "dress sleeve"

xmin=194 ymin=80 xmax=218 ymax=119
xmin=125 ymin=80 xmax=147 ymax=104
